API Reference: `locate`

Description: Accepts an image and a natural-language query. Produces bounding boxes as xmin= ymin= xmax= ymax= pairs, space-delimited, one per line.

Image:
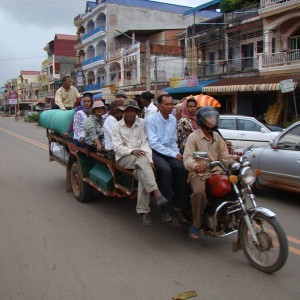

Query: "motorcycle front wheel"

xmin=239 ymin=213 xmax=288 ymax=273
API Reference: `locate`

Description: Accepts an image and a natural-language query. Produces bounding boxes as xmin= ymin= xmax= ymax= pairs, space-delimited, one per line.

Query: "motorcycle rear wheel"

xmin=239 ymin=213 xmax=288 ymax=273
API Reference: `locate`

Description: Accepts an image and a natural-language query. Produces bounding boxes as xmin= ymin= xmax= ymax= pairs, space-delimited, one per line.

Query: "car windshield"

xmin=265 ymin=124 xmax=283 ymax=132
xmin=277 ymin=125 xmax=300 ymax=150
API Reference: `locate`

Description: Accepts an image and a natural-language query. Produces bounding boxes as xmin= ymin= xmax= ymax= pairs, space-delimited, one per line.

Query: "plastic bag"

xmin=50 ymin=142 xmax=69 ymax=161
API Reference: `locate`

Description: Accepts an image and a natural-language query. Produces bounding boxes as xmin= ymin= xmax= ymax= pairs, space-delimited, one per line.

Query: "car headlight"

xmin=240 ymin=166 xmax=256 ymax=185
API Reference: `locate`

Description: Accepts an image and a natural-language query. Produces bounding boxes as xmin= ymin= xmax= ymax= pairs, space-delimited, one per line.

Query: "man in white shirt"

xmin=103 ymin=99 xmax=124 ymax=150
xmin=112 ymin=99 xmax=168 ymax=226
xmin=141 ymin=91 xmax=157 ymax=119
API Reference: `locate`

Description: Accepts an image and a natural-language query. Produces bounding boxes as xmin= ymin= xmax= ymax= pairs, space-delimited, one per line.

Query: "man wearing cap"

xmin=84 ymin=100 xmax=107 ymax=152
xmin=112 ymin=99 xmax=168 ymax=226
xmin=145 ymin=93 xmax=189 ymax=227
xmin=54 ymin=75 xmax=81 ymax=110
xmin=115 ymin=90 xmax=127 ymax=101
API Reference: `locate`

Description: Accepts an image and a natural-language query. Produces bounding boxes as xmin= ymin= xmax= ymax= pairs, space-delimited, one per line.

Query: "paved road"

xmin=0 ymin=117 xmax=299 ymax=300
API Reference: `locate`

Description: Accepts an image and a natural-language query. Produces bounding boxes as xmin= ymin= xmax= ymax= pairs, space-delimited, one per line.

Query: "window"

xmin=219 ymin=118 xmax=236 ymax=130
xmin=208 ymin=52 xmax=215 ymax=73
xmin=125 ymin=71 xmax=131 ymax=79
xmin=228 ymin=47 xmax=234 ymax=60
xmin=278 ymin=125 xmax=300 ymax=151
xmin=272 ymin=38 xmax=276 ymax=54
xmin=257 ymin=41 xmax=263 ymax=54
xmin=238 ymin=120 xmax=261 ymax=132
xmin=218 ymin=49 xmax=224 ymax=60
xmin=291 ymin=29 xmax=300 ymax=50
xmin=241 ymin=44 xmax=254 ymax=70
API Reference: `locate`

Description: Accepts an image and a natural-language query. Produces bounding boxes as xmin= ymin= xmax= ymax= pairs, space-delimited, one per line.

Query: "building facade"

xmin=185 ymin=0 xmax=300 ymax=125
xmin=40 ymin=34 xmax=77 ymax=98
xmin=73 ymin=0 xmax=218 ymax=95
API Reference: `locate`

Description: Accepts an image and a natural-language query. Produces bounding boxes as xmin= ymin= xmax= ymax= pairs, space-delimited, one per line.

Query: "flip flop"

xmin=189 ymin=226 xmax=200 ymax=241
xmin=161 ymin=213 xmax=172 ymax=223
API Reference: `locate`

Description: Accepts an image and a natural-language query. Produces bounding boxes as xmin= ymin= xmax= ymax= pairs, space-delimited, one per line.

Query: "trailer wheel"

xmin=70 ymin=162 xmax=92 ymax=202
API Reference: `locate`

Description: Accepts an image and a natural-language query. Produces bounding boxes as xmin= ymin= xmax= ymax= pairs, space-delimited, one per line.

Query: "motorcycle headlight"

xmin=240 ymin=166 xmax=256 ymax=185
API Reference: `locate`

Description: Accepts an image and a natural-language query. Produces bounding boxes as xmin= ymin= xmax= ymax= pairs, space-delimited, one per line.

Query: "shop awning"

xmin=163 ymin=79 xmax=219 ymax=94
xmin=93 ymin=93 xmax=103 ymax=99
xmin=203 ymin=75 xmax=300 ymax=93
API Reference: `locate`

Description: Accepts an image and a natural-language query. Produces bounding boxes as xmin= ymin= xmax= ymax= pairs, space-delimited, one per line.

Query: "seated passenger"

xmin=112 ymin=99 xmax=168 ymax=226
xmin=140 ymin=91 xmax=157 ymax=119
xmin=73 ymin=94 xmax=94 ymax=147
xmin=103 ymin=99 xmax=124 ymax=150
xmin=183 ymin=106 xmax=238 ymax=240
xmin=145 ymin=94 xmax=189 ymax=226
xmin=177 ymin=98 xmax=198 ymax=154
xmin=64 ymin=92 xmax=94 ymax=137
xmin=84 ymin=100 xmax=106 ymax=152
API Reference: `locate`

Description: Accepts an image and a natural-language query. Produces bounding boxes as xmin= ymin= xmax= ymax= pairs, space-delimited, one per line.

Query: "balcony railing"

xmin=225 ymin=4 xmax=259 ymax=24
xmin=260 ymin=0 xmax=296 ymax=9
xmin=197 ymin=57 xmax=258 ymax=77
xmin=82 ymin=26 xmax=106 ymax=41
xmin=261 ymin=49 xmax=300 ymax=68
xmin=82 ymin=54 xmax=107 ymax=66
xmin=107 ymin=49 xmax=122 ymax=61
xmin=84 ymin=83 xmax=103 ymax=91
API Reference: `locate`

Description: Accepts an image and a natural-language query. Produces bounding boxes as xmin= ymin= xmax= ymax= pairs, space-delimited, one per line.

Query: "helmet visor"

xmin=201 ymin=110 xmax=219 ymax=127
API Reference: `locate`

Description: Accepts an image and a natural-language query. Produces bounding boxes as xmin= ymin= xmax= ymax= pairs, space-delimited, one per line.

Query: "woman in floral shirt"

xmin=84 ymin=100 xmax=107 ymax=152
xmin=177 ymin=98 xmax=198 ymax=154
xmin=73 ymin=94 xmax=93 ymax=147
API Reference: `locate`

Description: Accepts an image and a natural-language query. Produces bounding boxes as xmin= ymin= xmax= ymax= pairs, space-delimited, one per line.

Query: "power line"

xmin=0 ymin=0 xmax=84 ymax=8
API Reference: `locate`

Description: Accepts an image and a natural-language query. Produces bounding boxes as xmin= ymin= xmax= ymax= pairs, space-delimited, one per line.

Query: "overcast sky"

xmin=0 ymin=0 xmax=208 ymax=87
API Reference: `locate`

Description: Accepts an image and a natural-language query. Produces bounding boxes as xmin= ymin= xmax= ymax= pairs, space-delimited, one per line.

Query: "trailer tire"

xmin=70 ymin=162 xmax=92 ymax=202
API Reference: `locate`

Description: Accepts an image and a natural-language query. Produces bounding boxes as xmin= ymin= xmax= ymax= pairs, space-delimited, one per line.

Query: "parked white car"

xmin=218 ymin=115 xmax=282 ymax=149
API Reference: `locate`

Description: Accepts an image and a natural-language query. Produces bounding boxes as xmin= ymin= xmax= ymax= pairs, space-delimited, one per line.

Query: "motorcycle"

xmin=192 ymin=151 xmax=288 ymax=273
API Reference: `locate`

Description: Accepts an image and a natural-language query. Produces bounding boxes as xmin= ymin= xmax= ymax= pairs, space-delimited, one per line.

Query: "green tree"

xmin=220 ymin=0 xmax=259 ymax=13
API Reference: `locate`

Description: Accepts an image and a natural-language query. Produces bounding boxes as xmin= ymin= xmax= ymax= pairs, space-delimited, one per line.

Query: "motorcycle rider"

xmin=183 ymin=106 xmax=238 ymax=240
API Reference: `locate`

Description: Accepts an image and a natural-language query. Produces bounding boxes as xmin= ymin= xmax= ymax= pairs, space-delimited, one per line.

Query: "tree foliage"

xmin=220 ymin=0 xmax=259 ymax=13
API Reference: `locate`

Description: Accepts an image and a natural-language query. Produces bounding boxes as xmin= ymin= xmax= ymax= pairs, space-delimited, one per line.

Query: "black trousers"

xmin=152 ymin=150 xmax=189 ymax=213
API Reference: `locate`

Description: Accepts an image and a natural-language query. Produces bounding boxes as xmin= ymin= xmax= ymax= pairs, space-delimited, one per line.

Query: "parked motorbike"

xmin=193 ymin=152 xmax=288 ymax=273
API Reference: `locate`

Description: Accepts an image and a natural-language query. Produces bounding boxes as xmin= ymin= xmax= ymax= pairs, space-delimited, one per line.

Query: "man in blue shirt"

xmin=145 ymin=93 xmax=189 ymax=227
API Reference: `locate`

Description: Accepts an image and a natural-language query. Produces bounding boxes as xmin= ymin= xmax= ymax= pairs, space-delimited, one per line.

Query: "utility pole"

xmin=154 ymin=56 xmax=158 ymax=101
xmin=30 ymin=83 xmax=33 ymax=112
xmin=146 ymin=40 xmax=151 ymax=91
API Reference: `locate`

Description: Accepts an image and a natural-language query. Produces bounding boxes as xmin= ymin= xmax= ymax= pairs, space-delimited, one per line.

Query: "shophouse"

xmin=4 ymin=71 xmax=42 ymax=113
xmin=184 ymin=0 xmax=300 ymax=125
xmin=40 ymin=34 xmax=77 ymax=98
xmin=73 ymin=0 xmax=219 ymax=96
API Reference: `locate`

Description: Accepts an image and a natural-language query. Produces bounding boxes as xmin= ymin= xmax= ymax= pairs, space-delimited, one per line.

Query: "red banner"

xmin=8 ymin=91 xmax=18 ymax=105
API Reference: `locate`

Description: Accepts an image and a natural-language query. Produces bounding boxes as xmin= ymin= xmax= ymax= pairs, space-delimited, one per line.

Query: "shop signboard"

xmin=76 ymin=71 xmax=84 ymax=86
xmin=102 ymin=84 xmax=117 ymax=104
xmin=8 ymin=91 xmax=18 ymax=105
xmin=169 ymin=75 xmax=199 ymax=88
xmin=280 ymin=79 xmax=294 ymax=93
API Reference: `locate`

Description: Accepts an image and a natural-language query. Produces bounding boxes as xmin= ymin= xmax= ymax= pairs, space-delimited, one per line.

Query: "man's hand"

xmin=194 ymin=164 xmax=207 ymax=173
xmin=131 ymin=149 xmax=146 ymax=157
xmin=176 ymin=153 xmax=183 ymax=161
xmin=63 ymin=131 xmax=69 ymax=137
